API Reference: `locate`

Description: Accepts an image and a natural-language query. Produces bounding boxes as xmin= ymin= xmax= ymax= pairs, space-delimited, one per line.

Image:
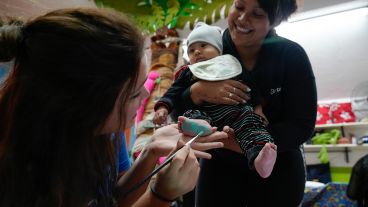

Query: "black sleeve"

xmin=249 ymin=82 xmax=263 ymax=107
xmin=267 ymin=44 xmax=317 ymax=150
xmin=154 ymin=68 xmax=193 ymax=114
xmin=170 ymin=84 xmax=198 ymax=119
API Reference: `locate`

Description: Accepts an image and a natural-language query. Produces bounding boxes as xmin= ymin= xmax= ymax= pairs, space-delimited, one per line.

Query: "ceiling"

xmin=95 ymin=0 xmax=367 ymax=33
xmin=299 ymin=0 xmax=364 ymax=12
xmin=0 ymin=0 xmax=366 ymax=31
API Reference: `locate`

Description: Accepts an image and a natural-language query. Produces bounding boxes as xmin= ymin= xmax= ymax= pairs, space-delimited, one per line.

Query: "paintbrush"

xmin=122 ymin=131 xmax=204 ymax=197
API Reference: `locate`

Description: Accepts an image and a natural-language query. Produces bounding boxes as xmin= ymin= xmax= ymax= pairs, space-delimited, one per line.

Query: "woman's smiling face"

xmin=227 ymin=0 xmax=272 ymax=48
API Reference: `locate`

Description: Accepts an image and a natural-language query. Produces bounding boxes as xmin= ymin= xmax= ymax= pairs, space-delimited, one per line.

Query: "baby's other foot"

xmin=254 ymin=143 xmax=277 ymax=178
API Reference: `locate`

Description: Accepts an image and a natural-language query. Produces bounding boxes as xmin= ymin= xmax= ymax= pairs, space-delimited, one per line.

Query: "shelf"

xmin=315 ymin=122 xmax=368 ymax=129
xmin=303 ymin=144 xmax=368 ymax=167
xmin=305 ymin=122 xmax=368 ymax=167
xmin=304 ymin=143 xmax=368 ymax=151
xmin=314 ymin=122 xmax=368 ymax=137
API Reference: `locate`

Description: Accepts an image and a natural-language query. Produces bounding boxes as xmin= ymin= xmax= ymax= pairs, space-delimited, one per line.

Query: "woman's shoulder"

xmin=265 ymin=35 xmax=307 ymax=55
xmin=266 ymin=35 xmax=314 ymax=77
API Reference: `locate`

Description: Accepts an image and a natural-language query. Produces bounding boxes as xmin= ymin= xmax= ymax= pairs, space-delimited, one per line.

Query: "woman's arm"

xmin=267 ymin=44 xmax=317 ymax=151
xmin=132 ymin=187 xmax=172 ymax=207
xmin=116 ymin=144 xmax=162 ymax=207
xmin=175 ymin=79 xmax=250 ymax=117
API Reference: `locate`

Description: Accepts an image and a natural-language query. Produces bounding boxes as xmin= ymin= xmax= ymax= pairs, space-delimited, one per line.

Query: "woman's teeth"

xmin=237 ymin=26 xmax=253 ymax=34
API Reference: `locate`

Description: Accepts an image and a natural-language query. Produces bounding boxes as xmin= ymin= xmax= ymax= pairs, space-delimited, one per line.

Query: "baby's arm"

xmin=152 ymin=68 xmax=193 ymax=125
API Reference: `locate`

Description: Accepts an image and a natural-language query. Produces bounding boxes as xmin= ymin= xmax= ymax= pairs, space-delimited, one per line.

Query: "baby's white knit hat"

xmin=186 ymin=22 xmax=223 ymax=54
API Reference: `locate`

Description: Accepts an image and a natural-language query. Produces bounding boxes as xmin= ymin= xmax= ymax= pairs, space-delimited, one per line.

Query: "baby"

xmin=153 ymin=22 xmax=277 ymax=178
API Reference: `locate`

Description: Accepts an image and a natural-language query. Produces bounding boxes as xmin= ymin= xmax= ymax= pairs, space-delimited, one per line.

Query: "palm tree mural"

xmin=95 ymin=0 xmax=233 ymax=33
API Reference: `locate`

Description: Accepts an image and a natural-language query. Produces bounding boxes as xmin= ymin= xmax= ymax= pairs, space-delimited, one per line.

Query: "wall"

xmin=300 ymin=0 xmax=360 ymax=11
xmin=276 ymin=7 xmax=368 ymax=101
xmin=177 ymin=3 xmax=368 ymax=102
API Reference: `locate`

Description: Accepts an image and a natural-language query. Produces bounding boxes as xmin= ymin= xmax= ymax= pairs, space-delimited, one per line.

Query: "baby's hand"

xmin=153 ymin=107 xmax=169 ymax=125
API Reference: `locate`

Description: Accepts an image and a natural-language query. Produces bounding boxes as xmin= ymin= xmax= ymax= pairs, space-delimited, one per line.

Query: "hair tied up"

xmin=0 ymin=24 xmax=24 ymax=62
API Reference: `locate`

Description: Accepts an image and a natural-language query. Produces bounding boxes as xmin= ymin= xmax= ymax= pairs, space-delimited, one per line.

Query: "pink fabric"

xmin=135 ymin=71 xmax=160 ymax=124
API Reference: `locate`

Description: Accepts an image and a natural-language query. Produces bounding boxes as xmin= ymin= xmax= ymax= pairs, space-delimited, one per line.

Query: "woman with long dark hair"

xmin=0 ymin=8 xmax=227 ymax=207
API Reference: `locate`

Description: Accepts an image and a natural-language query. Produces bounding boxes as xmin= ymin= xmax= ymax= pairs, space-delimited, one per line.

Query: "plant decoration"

xmin=94 ymin=0 xmax=233 ymax=34
xmin=135 ymin=0 xmax=200 ymax=31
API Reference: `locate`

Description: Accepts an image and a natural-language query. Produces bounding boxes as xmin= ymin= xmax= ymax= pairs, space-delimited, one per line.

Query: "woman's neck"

xmin=236 ymin=44 xmax=262 ymax=71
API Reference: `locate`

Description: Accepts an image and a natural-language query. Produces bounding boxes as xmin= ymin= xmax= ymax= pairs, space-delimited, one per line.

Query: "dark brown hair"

xmin=0 ymin=8 xmax=144 ymax=206
xmin=258 ymin=0 xmax=297 ymax=26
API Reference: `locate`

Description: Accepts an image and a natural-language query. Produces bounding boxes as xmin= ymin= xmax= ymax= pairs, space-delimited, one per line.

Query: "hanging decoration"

xmin=94 ymin=0 xmax=233 ymax=33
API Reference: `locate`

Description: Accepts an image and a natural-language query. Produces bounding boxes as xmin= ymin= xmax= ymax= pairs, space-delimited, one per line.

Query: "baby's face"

xmin=188 ymin=42 xmax=220 ymax=64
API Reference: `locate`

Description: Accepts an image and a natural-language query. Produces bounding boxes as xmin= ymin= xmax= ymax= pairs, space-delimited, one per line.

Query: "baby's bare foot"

xmin=178 ymin=116 xmax=213 ymax=136
xmin=254 ymin=143 xmax=277 ymax=178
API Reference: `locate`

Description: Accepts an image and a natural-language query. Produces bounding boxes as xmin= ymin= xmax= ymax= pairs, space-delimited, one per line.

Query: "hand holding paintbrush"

xmin=122 ymin=131 xmax=204 ymax=197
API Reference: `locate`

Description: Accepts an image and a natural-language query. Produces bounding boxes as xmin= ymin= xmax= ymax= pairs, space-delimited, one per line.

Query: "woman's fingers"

xmin=228 ymin=79 xmax=249 ymax=93
xmin=226 ymin=80 xmax=251 ymax=101
xmin=176 ymin=130 xmax=227 ymax=159
xmin=195 ymin=131 xmax=228 ymax=143
xmin=192 ymin=150 xmax=212 ymax=159
xmin=223 ymin=93 xmax=244 ymax=105
xmin=177 ymin=148 xmax=200 ymax=192
xmin=222 ymin=126 xmax=243 ymax=153
xmin=154 ymin=125 xmax=227 ymax=160
xmin=216 ymin=80 xmax=250 ymax=104
xmin=190 ymin=141 xmax=224 ymax=151
xmin=188 ymin=131 xmax=227 ymax=158
xmin=155 ymin=146 xmax=199 ymax=200
xmin=193 ymin=80 xmax=250 ymax=105
xmin=182 ymin=149 xmax=200 ymax=177
xmin=170 ymin=146 xmax=200 ymax=173
xmin=171 ymin=147 xmax=200 ymax=183
xmin=170 ymin=145 xmax=190 ymax=170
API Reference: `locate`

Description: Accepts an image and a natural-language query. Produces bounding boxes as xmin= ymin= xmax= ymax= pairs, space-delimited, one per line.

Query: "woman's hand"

xmin=153 ymin=146 xmax=200 ymax=201
xmin=148 ymin=124 xmax=227 ymax=159
xmin=222 ymin=126 xmax=243 ymax=154
xmin=178 ymin=127 xmax=228 ymax=159
xmin=190 ymin=80 xmax=250 ymax=105
xmin=145 ymin=125 xmax=181 ymax=159
xmin=125 ymin=125 xmax=227 ymax=206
